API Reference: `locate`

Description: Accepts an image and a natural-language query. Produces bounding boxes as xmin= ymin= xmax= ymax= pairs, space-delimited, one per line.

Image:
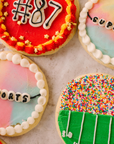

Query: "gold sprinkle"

xmin=19 ymin=36 xmax=24 ymax=40
xmin=4 ymin=12 xmax=8 ymax=17
xmin=25 ymin=40 xmax=31 ymax=45
xmin=52 ymin=36 xmax=55 ymax=40
xmin=2 ymin=35 xmax=6 ymax=38
xmin=71 ymin=22 xmax=77 ymax=26
xmin=55 ymin=31 xmax=59 ymax=35
xmin=44 ymin=34 xmax=49 ymax=39
xmin=1 ymin=17 xmax=5 ymax=20
xmin=34 ymin=48 xmax=38 ymax=53
xmin=59 ymin=36 xmax=63 ymax=39
xmin=17 ymin=21 xmax=22 ymax=25
xmin=4 ymin=2 xmax=9 ymax=7
xmin=67 ymin=26 xmax=72 ymax=31
xmin=11 ymin=36 xmax=16 ymax=41
xmin=67 ymin=22 xmax=71 ymax=26
xmin=38 ymin=46 xmax=42 ymax=51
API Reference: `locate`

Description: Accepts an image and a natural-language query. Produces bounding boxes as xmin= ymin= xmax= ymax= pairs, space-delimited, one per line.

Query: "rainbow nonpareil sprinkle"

xmin=60 ymin=74 xmax=114 ymax=116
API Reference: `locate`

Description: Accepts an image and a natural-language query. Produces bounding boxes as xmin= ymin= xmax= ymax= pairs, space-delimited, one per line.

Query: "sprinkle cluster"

xmin=60 ymin=74 xmax=114 ymax=116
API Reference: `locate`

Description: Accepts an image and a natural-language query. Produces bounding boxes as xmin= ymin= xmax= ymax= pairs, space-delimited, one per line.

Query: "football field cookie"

xmin=56 ymin=73 xmax=114 ymax=144
xmin=0 ymin=51 xmax=49 ymax=136
xmin=0 ymin=0 xmax=79 ymax=56
xmin=78 ymin=0 xmax=114 ymax=69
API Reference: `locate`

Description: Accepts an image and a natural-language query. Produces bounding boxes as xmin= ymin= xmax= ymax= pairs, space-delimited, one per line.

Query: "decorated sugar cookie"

xmin=56 ymin=74 xmax=114 ymax=144
xmin=78 ymin=0 xmax=114 ymax=69
xmin=0 ymin=51 xmax=49 ymax=136
xmin=0 ymin=0 xmax=79 ymax=56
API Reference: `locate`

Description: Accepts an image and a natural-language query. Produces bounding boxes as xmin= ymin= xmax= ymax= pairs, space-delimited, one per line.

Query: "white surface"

xmin=0 ymin=0 xmax=114 ymax=143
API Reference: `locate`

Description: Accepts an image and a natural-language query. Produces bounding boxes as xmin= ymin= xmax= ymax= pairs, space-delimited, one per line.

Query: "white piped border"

xmin=0 ymin=52 xmax=47 ymax=136
xmin=78 ymin=0 xmax=114 ymax=66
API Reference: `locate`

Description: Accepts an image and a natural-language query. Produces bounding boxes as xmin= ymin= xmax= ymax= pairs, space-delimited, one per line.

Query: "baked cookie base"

xmin=0 ymin=0 xmax=80 ymax=57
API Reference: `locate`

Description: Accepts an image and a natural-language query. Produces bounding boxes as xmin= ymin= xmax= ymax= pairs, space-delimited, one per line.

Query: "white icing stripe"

xmin=93 ymin=115 xmax=98 ymax=144
xmin=78 ymin=112 xmax=85 ymax=144
xmin=66 ymin=111 xmax=71 ymax=136
xmin=108 ymin=117 xmax=112 ymax=144
xmin=78 ymin=0 xmax=114 ymax=66
xmin=0 ymin=52 xmax=47 ymax=136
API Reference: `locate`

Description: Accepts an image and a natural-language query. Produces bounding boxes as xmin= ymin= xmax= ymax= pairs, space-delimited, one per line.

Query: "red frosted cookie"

xmin=0 ymin=0 xmax=79 ymax=56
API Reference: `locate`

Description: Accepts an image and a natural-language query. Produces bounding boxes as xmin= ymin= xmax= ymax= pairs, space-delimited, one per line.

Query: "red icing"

xmin=7 ymin=39 xmax=17 ymax=46
xmin=25 ymin=46 xmax=34 ymax=54
xmin=16 ymin=45 xmax=25 ymax=51
xmin=3 ymin=0 xmax=67 ymax=45
xmin=1 ymin=0 xmax=76 ymax=54
xmin=0 ymin=27 xmax=5 ymax=34
xmin=0 ymin=142 xmax=3 ymax=144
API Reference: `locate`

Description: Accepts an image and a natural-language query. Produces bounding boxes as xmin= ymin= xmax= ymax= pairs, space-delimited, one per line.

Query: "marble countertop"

xmin=0 ymin=0 xmax=114 ymax=144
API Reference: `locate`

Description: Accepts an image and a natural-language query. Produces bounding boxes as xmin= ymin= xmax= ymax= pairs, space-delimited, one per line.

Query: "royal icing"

xmin=78 ymin=0 xmax=114 ymax=66
xmin=58 ymin=74 xmax=114 ymax=144
xmin=0 ymin=0 xmax=77 ymax=55
xmin=0 ymin=51 xmax=48 ymax=136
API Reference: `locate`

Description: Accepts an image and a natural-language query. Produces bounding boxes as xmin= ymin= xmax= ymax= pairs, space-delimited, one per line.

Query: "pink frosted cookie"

xmin=0 ymin=51 xmax=49 ymax=136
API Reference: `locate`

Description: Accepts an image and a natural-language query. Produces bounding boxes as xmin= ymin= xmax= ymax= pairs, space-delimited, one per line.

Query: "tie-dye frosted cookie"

xmin=56 ymin=73 xmax=114 ymax=144
xmin=0 ymin=0 xmax=79 ymax=56
xmin=0 ymin=51 xmax=49 ymax=136
xmin=78 ymin=0 xmax=114 ymax=69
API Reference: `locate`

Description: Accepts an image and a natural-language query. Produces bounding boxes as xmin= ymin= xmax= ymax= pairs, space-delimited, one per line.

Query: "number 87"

xmin=29 ymin=0 xmax=62 ymax=29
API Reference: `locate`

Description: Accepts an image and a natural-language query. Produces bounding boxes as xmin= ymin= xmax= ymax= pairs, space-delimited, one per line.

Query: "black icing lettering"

xmin=1 ymin=92 xmax=6 ymax=98
xmin=15 ymin=94 xmax=21 ymax=101
xmin=99 ymin=19 xmax=105 ymax=25
xmin=106 ymin=21 xmax=113 ymax=28
xmin=92 ymin=17 xmax=98 ymax=23
xmin=12 ymin=0 xmax=32 ymax=23
xmin=8 ymin=93 xmax=14 ymax=100
xmin=22 ymin=95 xmax=28 ymax=103
xmin=30 ymin=0 xmax=46 ymax=25
xmin=44 ymin=1 xmax=62 ymax=28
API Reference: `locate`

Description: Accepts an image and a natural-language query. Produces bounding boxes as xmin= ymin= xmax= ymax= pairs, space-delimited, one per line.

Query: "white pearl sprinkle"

xmin=12 ymin=54 xmax=21 ymax=64
xmin=101 ymin=55 xmax=111 ymax=64
xmin=85 ymin=1 xmax=93 ymax=10
xmin=37 ymin=80 xmax=45 ymax=89
xmin=35 ymin=104 xmax=43 ymax=112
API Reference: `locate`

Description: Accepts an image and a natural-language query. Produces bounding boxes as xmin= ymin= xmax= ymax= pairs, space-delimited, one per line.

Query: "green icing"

xmin=58 ymin=110 xmax=114 ymax=144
